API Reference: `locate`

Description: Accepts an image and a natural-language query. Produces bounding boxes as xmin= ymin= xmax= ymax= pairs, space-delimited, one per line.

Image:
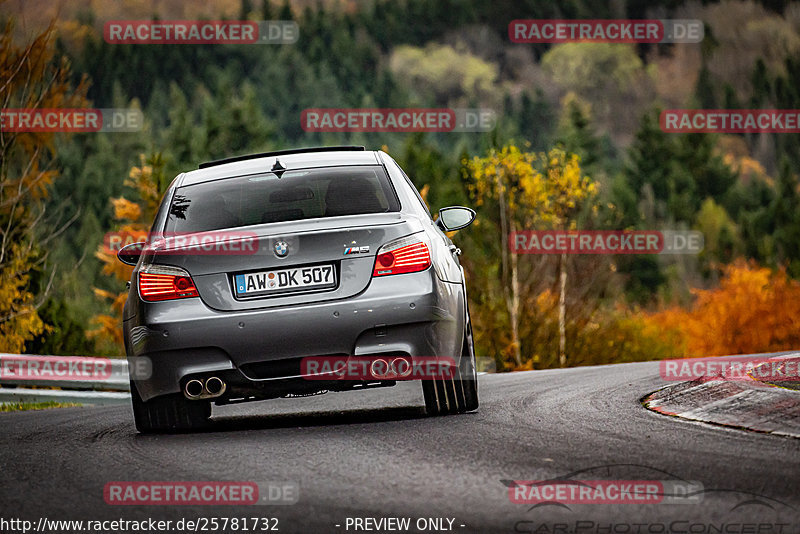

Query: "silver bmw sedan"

xmin=118 ymin=146 xmax=478 ymax=433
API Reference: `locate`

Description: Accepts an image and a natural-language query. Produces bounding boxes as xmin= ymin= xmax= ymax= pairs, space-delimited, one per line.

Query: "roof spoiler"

xmin=199 ymin=146 xmax=366 ymax=169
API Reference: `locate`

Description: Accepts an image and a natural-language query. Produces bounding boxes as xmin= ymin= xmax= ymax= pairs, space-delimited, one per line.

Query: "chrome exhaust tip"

xmin=391 ymin=357 xmax=412 ymax=377
xmin=184 ymin=379 xmax=204 ymax=399
xmin=204 ymin=376 xmax=226 ymax=397
xmin=370 ymin=358 xmax=390 ymax=379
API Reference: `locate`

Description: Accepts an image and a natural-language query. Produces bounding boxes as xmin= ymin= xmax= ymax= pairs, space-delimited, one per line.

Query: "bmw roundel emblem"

xmin=274 ymin=241 xmax=289 ymax=257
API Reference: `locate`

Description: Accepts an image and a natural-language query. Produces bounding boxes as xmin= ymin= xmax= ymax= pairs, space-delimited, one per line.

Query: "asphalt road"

xmin=1 ymin=361 xmax=799 ymax=534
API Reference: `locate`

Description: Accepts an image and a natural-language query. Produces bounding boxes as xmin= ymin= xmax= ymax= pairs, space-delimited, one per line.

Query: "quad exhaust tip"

xmin=392 ymin=357 xmax=412 ymax=377
xmin=369 ymin=356 xmax=412 ymax=379
xmin=183 ymin=377 xmax=226 ymax=399
xmin=185 ymin=379 xmax=204 ymax=398
xmin=370 ymin=358 xmax=389 ymax=378
xmin=205 ymin=376 xmax=225 ymax=396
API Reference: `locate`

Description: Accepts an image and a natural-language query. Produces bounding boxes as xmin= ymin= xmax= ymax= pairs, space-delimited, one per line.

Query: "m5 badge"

xmin=344 ymin=246 xmax=369 ymax=255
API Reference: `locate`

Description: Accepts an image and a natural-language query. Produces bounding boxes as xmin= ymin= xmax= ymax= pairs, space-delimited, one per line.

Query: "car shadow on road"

xmin=191 ymin=405 xmax=430 ymax=434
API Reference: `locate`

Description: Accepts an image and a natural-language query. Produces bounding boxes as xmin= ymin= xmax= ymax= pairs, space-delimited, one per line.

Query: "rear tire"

xmin=454 ymin=318 xmax=479 ymax=412
xmin=130 ymin=381 xmax=211 ymax=433
xmin=456 ymin=326 xmax=480 ymax=413
xmin=422 ymin=317 xmax=479 ymax=415
xmin=422 ymin=375 xmax=457 ymax=415
xmin=422 ymin=379 xmax=440 ymax=415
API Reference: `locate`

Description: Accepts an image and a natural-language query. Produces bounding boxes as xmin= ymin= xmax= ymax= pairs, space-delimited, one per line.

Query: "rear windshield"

xmin=165 ymin=165 xmax=400 ymax=233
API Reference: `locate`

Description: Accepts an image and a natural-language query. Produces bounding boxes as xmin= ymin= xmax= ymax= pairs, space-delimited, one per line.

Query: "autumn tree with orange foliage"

xmin=0 ymin=19 xmax=89 ymax=352
xmin=647 ymin=261 xmax=800 ymax=357
xmin=89 ymin=154 xmax=166 ymax=351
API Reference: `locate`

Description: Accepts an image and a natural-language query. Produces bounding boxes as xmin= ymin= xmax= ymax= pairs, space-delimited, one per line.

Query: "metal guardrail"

xmin=0 ymin=388 xmax=130 ymax=405
xmin=0 ymin=354 xmax=131 ymax=406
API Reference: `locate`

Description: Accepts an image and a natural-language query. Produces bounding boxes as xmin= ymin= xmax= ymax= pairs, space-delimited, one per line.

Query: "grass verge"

xmin=0 ymin=401 xmax=82 ymax=412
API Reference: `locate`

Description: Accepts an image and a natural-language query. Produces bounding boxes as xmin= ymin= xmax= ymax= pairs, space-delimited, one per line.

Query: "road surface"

xmin=1 ymin=360 xmax=798 ymax=533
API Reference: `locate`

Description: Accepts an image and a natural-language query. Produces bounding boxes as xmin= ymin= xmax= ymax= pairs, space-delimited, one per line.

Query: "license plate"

xmin=234 ymin=264 xmax=335 ymax=296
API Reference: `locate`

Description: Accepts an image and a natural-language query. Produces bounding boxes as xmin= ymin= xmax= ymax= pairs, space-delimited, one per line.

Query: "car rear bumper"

xmin=124 ymin=269 xmax=464 ymax=401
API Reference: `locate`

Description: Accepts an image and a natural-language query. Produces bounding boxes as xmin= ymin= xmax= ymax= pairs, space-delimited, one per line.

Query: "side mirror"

xmin=117 ymin=241 xmax=145 ymax=266
xmin=436 ymin=206 xmax=476 ymax=232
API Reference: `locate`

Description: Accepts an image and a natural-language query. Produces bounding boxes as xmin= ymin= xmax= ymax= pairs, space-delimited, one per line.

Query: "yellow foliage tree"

xmin=647 ymin=261 xmax=800 ymax=357
xmin=88 ymin=154 xmax=166 ymax=351
xmin=0 ymin=19 xmax=89 ymax=352
xmin=464 ymin=145 xmax=597 ymax=367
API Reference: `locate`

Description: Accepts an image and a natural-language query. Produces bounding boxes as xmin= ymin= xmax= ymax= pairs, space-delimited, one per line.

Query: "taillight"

xmin=372 ymin=235 xmax=431 ymax=277
xmin=138 ymin=265 xmax=199 ymax=302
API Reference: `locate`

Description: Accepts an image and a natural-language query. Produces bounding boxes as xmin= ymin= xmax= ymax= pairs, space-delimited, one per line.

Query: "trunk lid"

xmin=143 ymin=213 xmax=422 ymax=311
